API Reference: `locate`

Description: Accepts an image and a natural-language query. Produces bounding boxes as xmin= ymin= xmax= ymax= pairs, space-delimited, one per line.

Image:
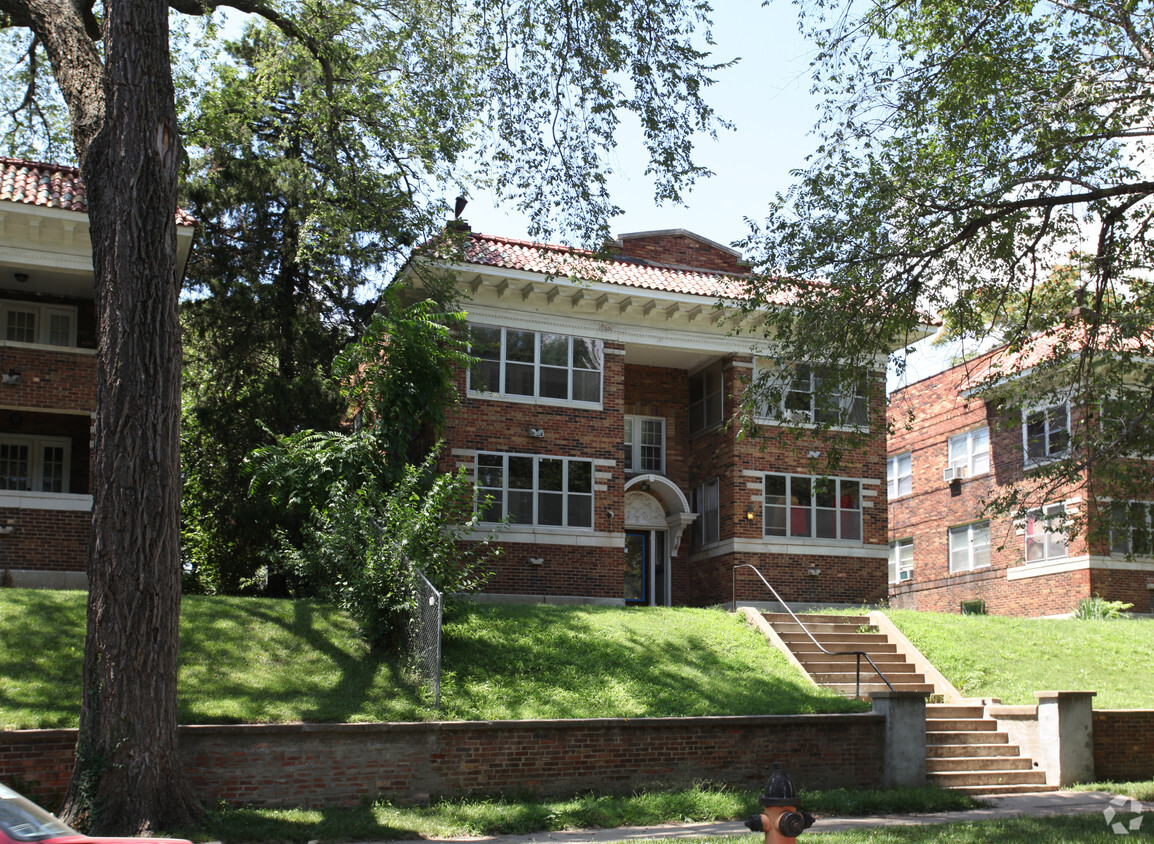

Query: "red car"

xmin=0 ymin=785 xmax=193 ymax=844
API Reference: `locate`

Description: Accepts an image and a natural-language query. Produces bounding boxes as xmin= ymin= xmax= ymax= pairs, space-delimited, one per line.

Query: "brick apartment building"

xmin=887 ymin=334 xmax=1154 ymax=616
xmin=0 ymin=157 xmax=194 ymax=588
xmin=406 ymin=229 xmax=910 ymax=608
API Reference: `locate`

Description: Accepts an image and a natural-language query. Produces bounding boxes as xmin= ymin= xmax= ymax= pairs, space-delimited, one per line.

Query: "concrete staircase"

xmin=925 ymin=703 xmax=1052 ymax=794
xmin=757 ymin=612 xmax=935 ymax=697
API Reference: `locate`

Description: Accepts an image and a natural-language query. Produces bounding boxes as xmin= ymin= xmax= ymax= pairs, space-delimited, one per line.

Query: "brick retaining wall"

xmin=1092 ymin=710 xmax=1154 ymax=782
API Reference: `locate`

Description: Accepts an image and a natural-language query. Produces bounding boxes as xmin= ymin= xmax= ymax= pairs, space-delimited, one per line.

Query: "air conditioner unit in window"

xmin=943 ymin=465 xmax=968 ymax=483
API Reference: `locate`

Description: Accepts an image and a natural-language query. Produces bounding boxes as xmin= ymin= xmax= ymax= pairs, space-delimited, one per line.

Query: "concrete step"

xmin=927 ymin=756 xmax=1036 ymax=773
xmin=796 ymin=651 xmax=912 ymax=665
xmin=811 ymin=671 xmax=926 ymax=685
xmin=761 ymin=613 xmax=870 ymax=625
xmin=926 ymin=718 xmax=999 ymax=732
xmin=775 ymin=631 xmax=894 ymax=646
xmin=825 ymin=682 xmax=935 ymax=695
xmin=798 ymin=660 xmax=918 ymax=675
xmin=926 ymin=704 xmax=985 ymax=719
xmin=927 ymin=742 xmax=1022 ymax=758
xmin=768 ymin=621 xmax=878 ymax=635
xmin=927 ymin=730 xmax=1010 ymax=745
xmin=928 ymin=770 xmax=1049 ymax=788
xmin=943 ymin=783 xmax=1058 ymax=796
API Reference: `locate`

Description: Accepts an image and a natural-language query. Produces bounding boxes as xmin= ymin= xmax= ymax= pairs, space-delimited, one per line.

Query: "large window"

xmin=691 ymin=478 xmax=720 ymax=547
xmin=889 ymin=538 xmax=913 ymax=583
xmin=948 ymin=521 xmax=990 ymax=573
xmin=624 ymin=416 xmax=665 ymax=474
xmin=476 ymin=453 xmax=593 ymax=528
xmin=887 ymin=452 xmax=912 ymax=498
xmin=1025 ymin=503 xmax=1067 ymax=563
xmin=0 ymin=435 xmax=71 ymax=493
xmin=948 ymin=427 xmax=990 ymax=477
xmin=1109 ymin=501 xmax=1154 ymax=558
xmin=689 ymin=366 xmax=723 ymax=434
xmin=755 ymin=361 xmax=867 ymax=428
xmin=468 ymin=325 xmax=602 ymax=404
xmin=1023 ymin=402 xmax=1069 ymax=464
xmin=763 ymin=473 xmax=862 ymax=541
xmin=0 ymin=302 xmax=76 ymax=347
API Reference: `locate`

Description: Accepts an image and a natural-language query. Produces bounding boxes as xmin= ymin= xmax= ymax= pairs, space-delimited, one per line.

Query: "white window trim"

xmin=948 ymin=427 xmax=990 ymax=477
xmin=948 ymin=520 xmax=990 ymax=573
xmin=1022 ymin=400 xmax=1071 ymax=467
xmin=467 ymin=324 xmax=604 ymax=407
xmin=475 ymin=451 xmax=594 ymax=530
xmin=889 ymin=538 xmax=913 ymax=584
xmin=624 ymin=415 xmax=665 ymax=475
xmin=752 ymin=359 xmax=869 ymax=431
xmin=0 ymin=433 xmax=72 ymax=494
xmin=0 ymin=301 xmax=78 ymax=348
xmin=887 ymin=452 xmax=912 ymax=499
xmin=1024 ymin=502 xmax=1069 ymax=564
xmin=762 ymin=472 xmax=864 ymax=543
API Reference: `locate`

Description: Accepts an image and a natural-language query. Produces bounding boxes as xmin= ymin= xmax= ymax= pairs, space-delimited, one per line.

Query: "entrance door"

xmin=625 ymin=530 xmax=670 ymax=606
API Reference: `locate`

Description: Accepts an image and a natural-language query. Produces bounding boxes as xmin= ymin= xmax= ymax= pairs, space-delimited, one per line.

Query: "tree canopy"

xmin=738 ymin=0 xmax=1154 ymax=517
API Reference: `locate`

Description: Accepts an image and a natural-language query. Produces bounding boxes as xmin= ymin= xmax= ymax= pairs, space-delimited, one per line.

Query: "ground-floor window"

xmin=0 ymin=435 xmax=71 ymax=493
xmin=948 ymin=521 xmax=989 ymax=572
xmin=1108 ymin=501 xmax=1154 ymax=558
xmin=1025 ymin=503 xmax=1068 ymax=563
xmin=763 ymin=473 xmax=861 ymax=541
xmin=889 ymin=538 xmax=913 ymax=583
xmin=476 ymin=452 xmax=593 ymax=528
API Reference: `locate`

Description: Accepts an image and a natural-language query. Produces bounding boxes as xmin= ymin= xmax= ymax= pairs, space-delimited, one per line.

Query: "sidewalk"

xmin=389 ymin=790 xmax=1144 ymax=844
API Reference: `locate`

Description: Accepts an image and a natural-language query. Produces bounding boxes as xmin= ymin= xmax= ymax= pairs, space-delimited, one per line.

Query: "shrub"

xmin=1073 ymin=595 xmax=1133 ymax=620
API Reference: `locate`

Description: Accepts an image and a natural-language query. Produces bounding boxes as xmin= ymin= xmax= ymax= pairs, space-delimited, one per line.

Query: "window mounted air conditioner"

xmin=943 ymin=465 xmax=968 ymax=483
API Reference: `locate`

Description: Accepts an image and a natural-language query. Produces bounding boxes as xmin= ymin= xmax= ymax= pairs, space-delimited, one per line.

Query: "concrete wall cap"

xmin=1035 ymin=690 xmax=1097 ymax=700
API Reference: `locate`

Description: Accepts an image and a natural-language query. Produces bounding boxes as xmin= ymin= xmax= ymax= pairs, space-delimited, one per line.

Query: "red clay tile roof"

xmin=0 ymin=156 xmax=196 ymax=226
xmin=460 ymin=231 xmax=799 ymax=302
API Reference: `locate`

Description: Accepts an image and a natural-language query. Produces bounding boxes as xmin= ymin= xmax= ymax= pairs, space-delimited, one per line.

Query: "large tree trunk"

xmin=56 ymin=0 xmax=201 ymax=832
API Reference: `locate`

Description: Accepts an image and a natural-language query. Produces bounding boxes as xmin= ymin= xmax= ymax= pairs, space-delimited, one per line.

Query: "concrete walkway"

xmin=390 ymin=790 xmax=1147 ymax=844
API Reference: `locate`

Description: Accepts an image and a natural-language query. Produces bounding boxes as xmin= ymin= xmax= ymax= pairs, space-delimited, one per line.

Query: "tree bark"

xmin=51 ymin=0 xmax=200 ymax=832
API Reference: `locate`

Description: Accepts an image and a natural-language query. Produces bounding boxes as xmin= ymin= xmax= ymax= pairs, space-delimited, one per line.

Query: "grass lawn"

xmin=884 ymin=609 xmax=1154 ymax=708
xmin=0 ymin=590 xmax=863 ymax=730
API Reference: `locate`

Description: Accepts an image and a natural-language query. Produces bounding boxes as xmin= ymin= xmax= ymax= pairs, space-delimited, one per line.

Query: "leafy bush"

xmin=1073 ymin=595 xmax=1133 ymax=620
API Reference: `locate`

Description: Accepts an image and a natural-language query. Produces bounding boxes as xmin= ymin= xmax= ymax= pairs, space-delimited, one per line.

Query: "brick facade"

xmin=433 ymin=231 xmax=891 ymax=609
xmin=888 ymin=354 xmax=1154 ymax=616
xmin=1092 ymin=710 xmax=1154 ymax=782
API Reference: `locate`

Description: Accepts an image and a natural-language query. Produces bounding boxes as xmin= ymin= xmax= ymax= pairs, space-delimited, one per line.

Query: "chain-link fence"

xmin=407 ymin=569 xmax=443 ymax=708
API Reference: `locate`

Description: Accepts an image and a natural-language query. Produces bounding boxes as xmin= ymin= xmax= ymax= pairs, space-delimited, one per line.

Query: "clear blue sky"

xmin=465 ymin=0 xmax=822 ymax=250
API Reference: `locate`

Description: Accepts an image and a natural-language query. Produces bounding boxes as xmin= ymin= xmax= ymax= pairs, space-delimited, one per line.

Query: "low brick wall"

xmin=4 ymin=714 xmax=884 ymax=808
xmin=1092 ymin=710 xmax=1154 ymax=782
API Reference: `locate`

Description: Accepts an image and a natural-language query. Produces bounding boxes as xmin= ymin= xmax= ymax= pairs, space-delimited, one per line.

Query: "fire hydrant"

xmin=744 ymin=763 xmax=815 ymax=844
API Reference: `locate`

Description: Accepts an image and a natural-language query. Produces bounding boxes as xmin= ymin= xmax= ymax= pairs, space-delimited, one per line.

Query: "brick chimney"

xmin=614 ymin=229 xmax=746 ymax=275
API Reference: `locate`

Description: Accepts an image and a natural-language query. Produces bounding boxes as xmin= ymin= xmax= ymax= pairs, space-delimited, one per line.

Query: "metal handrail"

xmin=731 ymin=563 xmax=895 ymax=699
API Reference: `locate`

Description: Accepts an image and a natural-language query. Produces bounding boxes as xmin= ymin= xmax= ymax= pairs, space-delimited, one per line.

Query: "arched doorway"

xmin=623 ymin=475 xmax=696 ymax=606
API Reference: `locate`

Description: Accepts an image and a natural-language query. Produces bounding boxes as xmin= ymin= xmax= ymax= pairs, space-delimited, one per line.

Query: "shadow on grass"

xmin=177 ymin=804 xmax=425 ymax=844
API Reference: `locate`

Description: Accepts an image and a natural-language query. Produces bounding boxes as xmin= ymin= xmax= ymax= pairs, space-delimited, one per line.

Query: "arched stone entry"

xmin=623 ymin=475 xmax=696 ymax=606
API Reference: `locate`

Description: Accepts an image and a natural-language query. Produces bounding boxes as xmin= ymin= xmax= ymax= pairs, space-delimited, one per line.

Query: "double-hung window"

xmin=469 ymin=325 xmax=602 ymax=404
xmin=0 ymin=302 xmax=77 ymax=347
xmin=476 ymin=453 xmax=593 ymax=528
xmin=948 ymin=521 xmax=990 ymax=572
xmin=1109 ymin=501 xmax=1154 ymax=558
xmin=887 ymin=452 xmax=912 ymax=498
xmin=689 ymin=366 xmax=723 ymax=434
xmin=624 ymin=416 xmax=665 ymax=474
xmin=0 ymin=435 xmax=71 ymax=493
xmin=763 ymin=473 xmax=862 ymax=541
xmin=948 ymin=427 xmax=990 ymax=477
xmin=1025 ymin=503 xmax=1067 ymax=563
xmin=755 ymin=361 xmax=867 ymax=428
xmin=889 ymin=538 xmax=913 ymax=583
xmin=691 ymin=478 xmax=720 ymax=547
xmin=1024 ymin=402 xmax=1069 ymax=464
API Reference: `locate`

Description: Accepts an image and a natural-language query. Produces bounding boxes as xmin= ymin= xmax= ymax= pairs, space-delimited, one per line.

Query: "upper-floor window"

xmin=1109 ymin=501 xmax=1153 ymax=558
xmin=689 ymin=366 xmax=723 ymax=434
xmin=691 ymin=478 xmax=720 ymax=547
xmin=1100 ymin=389 xmax=1153 ymax=457
xmin=887 ymin=452 xmax=912 ymax=498
xmin=476 ymin=452 xmax=593 ymax=528
xmin=468 ymin=325 xmax=602 ymax=404
xmin=948 ymin=427 xmax=990 ymax=477
xmin=624 ymin=416 xmax=665 ymax=474
xmin=764 ymin=473 xmax=861 ymax=542
xmin=755 ymin=361 xmax=867 ymax=428
xmin=0 ymin=435 xmax=71 ymax=493
xmin=948 ymin=521 xmax=990 ymax=573
xmin=0 ymin=302 xmax=77 ymax=347
xmin=1023 ymin=402 xmax=1069 ymax=464
xmin=1025 ymin=503 xmax=1067 ymax=563
xmin=889 ymin=538 xmax=913 ymax=583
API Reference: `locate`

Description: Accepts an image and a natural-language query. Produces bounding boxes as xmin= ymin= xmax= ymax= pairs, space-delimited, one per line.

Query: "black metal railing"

xmin=731 ymin=563 xmax=895 ymax=699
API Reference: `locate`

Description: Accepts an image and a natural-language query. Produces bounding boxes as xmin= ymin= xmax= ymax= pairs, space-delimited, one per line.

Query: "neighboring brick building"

xmin=407 ymin=228 xmax=908 ymax=607
xmin=0 ymin=157 xmax=194 ymax=587
xmin=887 ymin=334 xmax=1154 ymax=616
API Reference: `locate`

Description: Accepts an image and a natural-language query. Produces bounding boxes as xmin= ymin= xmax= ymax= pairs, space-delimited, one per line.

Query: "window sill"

xmin=754 ymin=415 xmax=869 ymax=434
xmin=0 ymin=340 xmax=94 ymax=355
xmin=0 ymin=491 xmax=92 ymax=511
xmin=466 ymin=390 xmax=602 ymax=411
